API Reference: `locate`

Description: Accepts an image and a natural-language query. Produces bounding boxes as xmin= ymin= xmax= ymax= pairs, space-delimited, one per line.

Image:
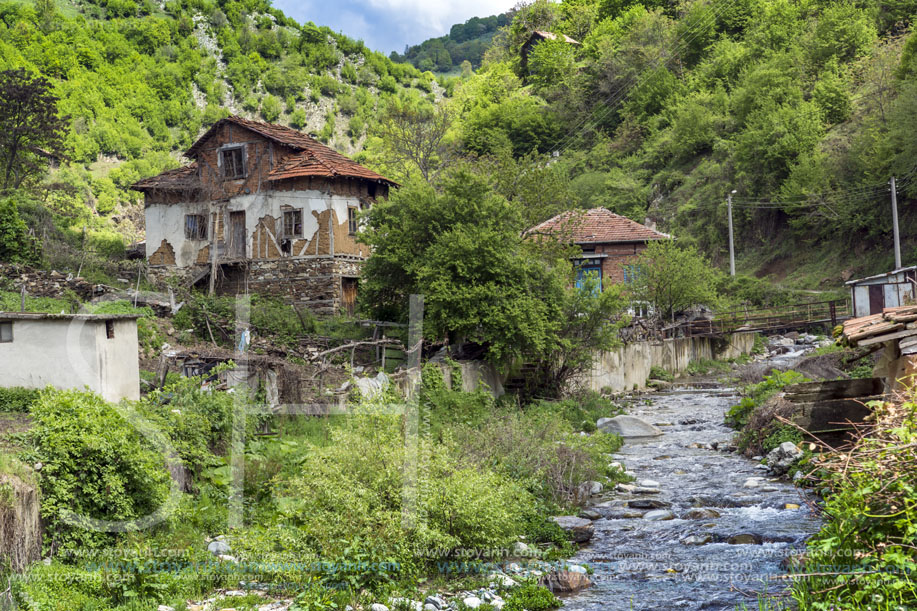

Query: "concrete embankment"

xmin=440 ymin=333 xmax=757 ymax=397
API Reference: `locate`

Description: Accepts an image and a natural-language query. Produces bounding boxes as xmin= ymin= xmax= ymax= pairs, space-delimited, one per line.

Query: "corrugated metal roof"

xmin=528 ymin=208 xmax=670 ymax=244
xmin=845 ymin=265 xmax=917 ymax=285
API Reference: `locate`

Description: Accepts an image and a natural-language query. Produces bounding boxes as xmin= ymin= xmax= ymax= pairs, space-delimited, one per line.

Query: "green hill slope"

xmin=0 ymin=0 xmax=440 ymax=248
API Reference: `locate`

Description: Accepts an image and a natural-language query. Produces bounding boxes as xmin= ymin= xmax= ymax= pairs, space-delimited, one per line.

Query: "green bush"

xmin=503 ymin=584 xmax=561 ymax=611
xmin=726 ymin=369 xmax=811 ymax=429
xmin=25 ymin=389 xmax=172 ymax=552
xmin=0 ymin=387 xmax=41 ymax=412
xmin=0 ymin=196 xmax=42 ymax=265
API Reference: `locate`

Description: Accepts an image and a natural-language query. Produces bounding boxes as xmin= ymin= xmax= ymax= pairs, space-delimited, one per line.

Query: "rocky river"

xmin=563 ymin=386 xmax=822 ymax=611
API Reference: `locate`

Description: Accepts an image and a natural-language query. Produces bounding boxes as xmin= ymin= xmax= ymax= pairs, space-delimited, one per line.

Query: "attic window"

xmin=220 ymin=146 xmax=245 ymax=179
xmin=0 ymin=321 xmax=11 ymax=343
xmin=283 ymin=209 xmax=303 ymax=238
xmin=348 ymin=207 xmax=358 ymax=235
xmin=105 ymin=320 xmax=115 ymax=339
xmin=185 ymin=214 xmax=207 ymax=240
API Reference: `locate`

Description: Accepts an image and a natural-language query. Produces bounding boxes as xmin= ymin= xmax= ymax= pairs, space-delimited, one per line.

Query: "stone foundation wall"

xmin=148 ymin=256 xmax=364 ymax=315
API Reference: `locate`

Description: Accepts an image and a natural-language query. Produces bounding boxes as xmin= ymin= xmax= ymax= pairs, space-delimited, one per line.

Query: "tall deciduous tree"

xmin=0 ymin=69 xmax=67 ymax=193
xmin=372 ymin=95 xmax=453 ymax=183
xmin=358 ymin=169 xmax=567 ymax=364
xmin=632 ymin=239 xmax=717 ymax=321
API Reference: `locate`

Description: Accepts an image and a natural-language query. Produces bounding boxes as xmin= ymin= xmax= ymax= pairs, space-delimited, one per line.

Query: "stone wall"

xmin=148 ymin=256 xmax=364 ymax=315
xmin=0 ymin=263 xmax=105 ymax=301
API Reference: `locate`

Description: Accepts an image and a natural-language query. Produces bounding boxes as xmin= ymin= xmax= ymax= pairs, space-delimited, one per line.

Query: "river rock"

xmin=580 ymin=480 xmax=603 ymax=496
xmin=616 ymin=483 xmax=636 ymax=492
xmin=390 ymin=599 xmax=422 ymax=611
xmin=682 ymin=508 xmax=720 ymax=520
xmin=207 ymin=540 xmax=230 ymax=555
xmin=543 ymin=569 xmax=593 ymax=592
xmin=370 ymin=605 xmax=389 ymax=611
xmin=628 ymin=499 xmax=670 ymax=509
xmin=596 ymin=415 xmax=663 ymax=438
xmin=579 ymin=509 xmax=602 ymax=520
xmin=681 ymin=534 xmax=712 ymax=545
xmin=632 ymin=486 xmax=661 ymax=494
xmin=551 ymin=516 xmax=594 ymax=543
xmin=727 ymin=534 xmax=762 ymax=545
xmin=638 ymin=479 xmax=660 ymax=488
xmin=462 ymin=596 xmax=482 ymax=609
xmin=643 ymin=509 xmax=675 ymax=521
xmin=766 ymin=442 xmax=803 ymax=475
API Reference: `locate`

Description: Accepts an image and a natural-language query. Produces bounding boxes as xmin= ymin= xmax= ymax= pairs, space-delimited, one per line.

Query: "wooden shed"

xmin=845 ymin=266 xmax=917 ymax=317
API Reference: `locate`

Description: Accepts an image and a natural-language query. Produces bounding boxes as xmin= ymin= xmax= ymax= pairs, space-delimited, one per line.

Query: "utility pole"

xmin=727 ymin=190 xmax=736 ymax=276
xmin=891 ymin=176 xmax=902 ymax=269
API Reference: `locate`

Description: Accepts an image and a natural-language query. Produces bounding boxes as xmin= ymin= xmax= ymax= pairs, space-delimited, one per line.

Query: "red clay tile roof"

xmin=132 ymin=163 xmax=200 ymax=192
xmin=186 ymin=116 xmax=395 ymax=185
xmin=528 ymin=208 xmax=670 ymax=244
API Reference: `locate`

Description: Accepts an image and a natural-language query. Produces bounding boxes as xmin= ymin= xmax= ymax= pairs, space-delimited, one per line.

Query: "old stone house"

xmin=528 ymin=208 xmax=670 ymax=291
xmin=132 ymin=116 xmax=396 ymax=314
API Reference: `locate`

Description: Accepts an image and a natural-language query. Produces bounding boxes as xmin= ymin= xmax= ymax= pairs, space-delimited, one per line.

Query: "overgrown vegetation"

xmin=789 ymin=394 xmax=917 ymax=608
xmin=726 ymin=369 xmax=811 ymax=453
xmin=9 ymin=367 xmax=610 ymax=608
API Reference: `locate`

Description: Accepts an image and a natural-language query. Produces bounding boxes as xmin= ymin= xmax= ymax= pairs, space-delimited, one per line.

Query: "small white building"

xmin=846 ymin=266 xmax=917 ymax=318
xmin=0 ymin=313 xmax=141 ymax=402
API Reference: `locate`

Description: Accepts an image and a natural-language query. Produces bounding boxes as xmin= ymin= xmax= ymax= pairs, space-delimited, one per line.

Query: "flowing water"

xmin=563 ymin=386 xmax=821 ymax=611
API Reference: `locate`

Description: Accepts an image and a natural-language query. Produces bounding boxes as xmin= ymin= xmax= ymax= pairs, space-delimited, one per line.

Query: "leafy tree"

xmin=0 ymin=69 xmax=67 ymax=193
xmin=632 ymin=239 xmax=717 ymax=321
xmin=358 ymin=170 xmax=567 ymax=364
xmin=371 ymin=94 xmax=453 ymax=182
xmin=0 ymin=195 xmax=42 ymax=264
xmin=529 ymin=275 xmax=628 ymax=397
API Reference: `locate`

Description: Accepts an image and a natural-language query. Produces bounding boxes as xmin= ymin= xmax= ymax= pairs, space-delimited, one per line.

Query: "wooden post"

xmin=830 ymin=301 xmax=837 ymax=328
xmin=20 ymin=285 xmax=25 ymax=312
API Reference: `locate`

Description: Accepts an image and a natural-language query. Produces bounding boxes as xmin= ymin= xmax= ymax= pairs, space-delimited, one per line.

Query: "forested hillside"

xmin=419 ymin=0 xmax=917 ymax=286
xmin=390 ymin=13 xmax=511 ymax=72
xmin=0 ymin=0 xmax=441 ymax=258
xmin=3 ymin=0 xmax=917 ymax=286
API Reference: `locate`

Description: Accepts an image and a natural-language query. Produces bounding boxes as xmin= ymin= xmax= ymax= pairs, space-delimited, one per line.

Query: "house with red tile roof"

xmin=528 ymin=208 xmax=670 ymax=290
xmin=132 ymin=116 xmax=396 ymax=314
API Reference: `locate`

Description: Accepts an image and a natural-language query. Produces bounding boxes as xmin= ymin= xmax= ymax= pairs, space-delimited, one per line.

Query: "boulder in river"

xmin=643 ymin=509 xmax=675 ymax=521
xmin=596 ymin=415 xmax=663 ymax=438
xmin=682 ymin=508 xmax=721 ymax=520
xmin=628 ymin=499 xmax=670 ymax=509
xmin=551 ymin=516 xmax=594 ymax=543
xmin=727 ymin=533 xmax=762 ymax=545
xmin=765 ymin=441 xmax=803 ymax=475
xmin=543 ymin=569 xmax=593 ymax=592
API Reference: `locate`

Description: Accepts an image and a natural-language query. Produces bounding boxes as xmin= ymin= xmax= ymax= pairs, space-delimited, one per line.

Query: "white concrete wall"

xmin=146 ymin=189 xmax=366 ymax=267
xmin=586 ymin=333 xmax=757 ymax=393
xmin=444 ymin=333 xmax=757 ymax=398
xmin=0 ymin=319 xmax=139 ymax=401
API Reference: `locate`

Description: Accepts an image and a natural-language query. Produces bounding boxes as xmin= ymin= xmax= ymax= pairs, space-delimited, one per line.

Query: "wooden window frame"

xmin=283 ymin=209 xmax=303 ymax=238
xmin=0 ymin=321 xmax=12 ymax=343
xmin=220 ymin=146 xmax=246 ymax=179
xmin=185 ymin=214 xmax=208 ymax=240
xmin=347 ymin=206 xmax=358 ymax=235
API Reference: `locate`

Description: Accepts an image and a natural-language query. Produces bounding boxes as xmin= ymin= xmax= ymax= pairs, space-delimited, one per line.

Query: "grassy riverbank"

xmin=1 ymin=364 xmax=625 ymax=609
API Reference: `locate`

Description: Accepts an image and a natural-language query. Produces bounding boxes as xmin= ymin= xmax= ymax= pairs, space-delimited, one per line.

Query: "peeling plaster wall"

xmin=145 ymin=189 xmax=367 ymax=268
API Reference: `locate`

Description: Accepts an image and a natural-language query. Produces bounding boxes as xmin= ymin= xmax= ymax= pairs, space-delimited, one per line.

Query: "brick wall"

xmin=593 ymin=242 xmax=648 ymax=286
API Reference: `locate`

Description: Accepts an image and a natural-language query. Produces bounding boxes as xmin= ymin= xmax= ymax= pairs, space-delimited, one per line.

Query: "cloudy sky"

xmin=272 ymin=0 xmax=518 ymax=55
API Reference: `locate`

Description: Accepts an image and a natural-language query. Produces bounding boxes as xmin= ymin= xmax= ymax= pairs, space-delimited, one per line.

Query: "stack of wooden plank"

xmin=842 ymin=305 xmax=917 ymax=349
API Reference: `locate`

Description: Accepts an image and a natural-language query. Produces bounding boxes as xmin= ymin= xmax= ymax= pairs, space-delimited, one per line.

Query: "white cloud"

xmin=366 ymin=0 xmax=517 ymax=32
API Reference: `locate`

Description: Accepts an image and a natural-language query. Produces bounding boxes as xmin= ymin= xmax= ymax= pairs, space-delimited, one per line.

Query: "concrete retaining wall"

xmin=585 ymin=333 xmax=757 ymax=393
xmin=446 ymin=332 xmax=757 ymax=397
